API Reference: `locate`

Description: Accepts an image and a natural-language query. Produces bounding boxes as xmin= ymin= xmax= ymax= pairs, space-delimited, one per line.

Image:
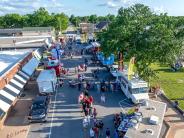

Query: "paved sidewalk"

xmin=156 ymin=95 xmax=184 ymax=138
xmin=0 ymin=99 xmax=31 ymax=138
xmin=0 ymin=82 xmax=38 ymax=138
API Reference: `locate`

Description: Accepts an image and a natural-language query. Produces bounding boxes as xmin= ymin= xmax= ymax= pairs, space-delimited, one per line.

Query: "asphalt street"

xmin=27 ymin=43 xmax=126 ymax=138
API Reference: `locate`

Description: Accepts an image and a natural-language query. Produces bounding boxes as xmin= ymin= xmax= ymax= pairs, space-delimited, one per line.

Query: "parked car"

xmin=28 ymin=96 xmax=50 ymax=123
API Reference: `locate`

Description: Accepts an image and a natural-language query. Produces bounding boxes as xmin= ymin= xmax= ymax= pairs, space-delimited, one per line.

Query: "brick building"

xmin=0 ymin=49 xmax=41 ymax=129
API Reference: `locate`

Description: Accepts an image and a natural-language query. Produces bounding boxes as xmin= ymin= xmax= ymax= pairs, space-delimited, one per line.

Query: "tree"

xmin=30 ymin=7 xmax=51 ymax=27
xmin=98 ymin=4 xmax=184 ymax=82
xmin=89 ymin=14 xmax=98 ymax=23
xmin=53 ymin=13 xmax=69 ymax=31
xmin=3 ymin=13 xmax=23 ymax=28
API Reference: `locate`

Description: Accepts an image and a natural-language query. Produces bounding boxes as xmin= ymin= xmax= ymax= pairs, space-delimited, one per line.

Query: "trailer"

xmin=37 ymin=69 xmax=57 ymax=95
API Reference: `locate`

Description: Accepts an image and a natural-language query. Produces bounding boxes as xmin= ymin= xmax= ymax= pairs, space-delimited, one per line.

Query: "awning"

xmin=22 ymin=57 xmax=40 ymax=76
xmin=0 ymin=72 xmax=28 ymax=112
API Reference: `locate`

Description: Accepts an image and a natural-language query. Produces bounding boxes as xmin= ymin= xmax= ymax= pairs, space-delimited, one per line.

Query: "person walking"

xmin=90 ymin=128 xmax=95 ymax=138
xmin=105 ymin=128 xmax=110 ymax=138
xmin=83 ymin=117 xmax=89 ymax=138
xmin=114 ymin=129 xmax=119 ymax=138
xmin=100 ymin=94 xmax=106 ymax=103
xmin=98 ymin=120 xmax=104 ymax=137
xmin=78 ymin=82 xmax=82 ymax=91
xmin=93 ymin=108 xmax=97 ymax=119
xmin=59 ymin=78 xmax=64 ymax=87
xmin=85 ymin=64 xmax=87 ymax=72
xmin=97 ymin=83 xmax=100 ymax=94
xmin=93 ymin=126 xmax=99 ymax=138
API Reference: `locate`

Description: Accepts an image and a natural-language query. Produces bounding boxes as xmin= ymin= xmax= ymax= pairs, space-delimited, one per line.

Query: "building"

xmin=95 ymin=21 xmax=109 ymax=32
xmin=0 ymin=28 xmax=22 ymax=36
xmin=0 ymin=27 xmax=55 ymax=37
xmin=22 ymin=27 xmax=55 ymax=36
xmin=79 ymin=23 xmax=95 ymax=34
xmin=124 ymin=99 xmax=167 ymax=138
xmin=0 ymin=49 xmax=41 ymax=129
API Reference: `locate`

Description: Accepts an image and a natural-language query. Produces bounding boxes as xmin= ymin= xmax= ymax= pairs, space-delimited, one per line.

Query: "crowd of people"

xmin=61 ymin=39 xmax=124 ymax=138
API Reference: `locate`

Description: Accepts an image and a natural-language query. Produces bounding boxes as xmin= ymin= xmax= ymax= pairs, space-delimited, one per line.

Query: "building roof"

xmin=0 ymin=49 xmax=32 ymax=76
xmin=120 ymin=66 xmax=148 ymax=88
xmin=124 ymin=99 xmax=166 ymax=138
xmin=96 ymin=21 xmax=109 ymax=30
xmin=22 ymin=27 xmax=54 ymax=32
xmin=0 ymin=27 xmax=54 ymax=34
xmin=0 ymin=28 xmax=22 ymax=34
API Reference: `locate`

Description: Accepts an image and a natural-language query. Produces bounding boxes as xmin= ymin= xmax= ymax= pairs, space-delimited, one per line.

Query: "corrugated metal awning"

xmin=0 ymin=72 xmax=28 ymax=112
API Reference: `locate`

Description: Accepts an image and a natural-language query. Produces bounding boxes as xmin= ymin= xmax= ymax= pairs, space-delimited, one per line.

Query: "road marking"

xmin=119 ymin=98 xmax=133 ymax=113
xmin=48 ymin=86 xmax=59 ymax=138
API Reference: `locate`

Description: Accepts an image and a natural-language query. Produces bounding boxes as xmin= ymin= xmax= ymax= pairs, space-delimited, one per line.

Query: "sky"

xmin=0 ymin=0 xmax=184 ymax=16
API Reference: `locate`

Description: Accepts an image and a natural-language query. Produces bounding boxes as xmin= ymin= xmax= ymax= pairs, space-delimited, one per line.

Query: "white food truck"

xmin=119 ymin=68 xmax=149 ymax=103
xmin=110 ymin=65 xmax=149 ymax=104
xmin=37 ymin=69 xmax=57 ymax=95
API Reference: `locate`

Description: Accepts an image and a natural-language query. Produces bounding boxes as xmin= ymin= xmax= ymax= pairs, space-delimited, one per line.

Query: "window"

xmin=128 ymin=87 xmax=132 ymax=94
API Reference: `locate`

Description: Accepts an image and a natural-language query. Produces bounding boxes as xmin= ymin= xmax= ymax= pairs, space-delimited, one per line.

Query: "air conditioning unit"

xmin=149 ymin=115 xmax=159 ymax=125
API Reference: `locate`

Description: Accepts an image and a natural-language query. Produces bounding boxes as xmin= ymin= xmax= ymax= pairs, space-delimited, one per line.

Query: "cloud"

xmin=107 ymin=1 xmax=118 ymax=8
xmin=153 ymin=6 xmax=166 ymax=14
xmin=97 ymin=0 xmax=138 ymax=9
xmin=0 ymin=0 xmax=65 ymax=15
xmin=97 ymin=0 xmax=119 ymax=9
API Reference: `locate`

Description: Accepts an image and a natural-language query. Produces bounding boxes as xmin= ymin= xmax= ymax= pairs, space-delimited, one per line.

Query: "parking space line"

xmin=48 ymin=86 xmax=59 ymax=138
xmin=119 ymin=98 xmax=133 ymax=113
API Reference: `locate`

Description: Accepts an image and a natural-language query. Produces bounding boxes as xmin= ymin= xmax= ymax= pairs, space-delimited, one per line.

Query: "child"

xmin=93 ymin=108 xmax=97 ymax=119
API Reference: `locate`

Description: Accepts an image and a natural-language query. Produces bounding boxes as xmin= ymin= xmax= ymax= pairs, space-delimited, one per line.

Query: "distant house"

xmin=95 ymin=21 xmax=109 ymax=32
xmin=79 ymin=23 xmax=95 ymax=34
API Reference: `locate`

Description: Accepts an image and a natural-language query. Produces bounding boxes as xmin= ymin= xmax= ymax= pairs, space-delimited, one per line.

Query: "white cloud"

xmin=153 ymin=6 xmax=166 ymax=14
xmin=107 ymin=1 xmax=118 ymax=8
xmin=0 ymin=0 xmax=65 ymax=15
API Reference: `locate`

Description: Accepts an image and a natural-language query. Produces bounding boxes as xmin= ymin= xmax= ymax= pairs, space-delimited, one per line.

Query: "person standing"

xmin=98 ymin=120 xmax=104 ymax=137
xmin=93 ymin=108 xmax=97 ymax=119
xmin=90 ymin=128 xmax=95 ymax=138
xmin=78 ymin=82 xmax=82 ymax=91
xmin=85 ymin=64 xmax=87 ymax=72
xmin=93 ymin=126 xmax=99 ymax=138
xmin=100 ymin=94 xmax=106 ymax=103
xmin=105 ymin=128 xmax=110 ymax=138
xmin=59 ymin=78 xmax=64 ymax=87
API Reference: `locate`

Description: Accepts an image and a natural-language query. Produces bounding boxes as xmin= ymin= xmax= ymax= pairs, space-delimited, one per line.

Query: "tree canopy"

xmin=0 ymin=7 xmax=69 ymax=31
xmin=97 ymin=4 xmax=184 ymax=81
xmin=69 ymin=14 xmax=115 ymax=27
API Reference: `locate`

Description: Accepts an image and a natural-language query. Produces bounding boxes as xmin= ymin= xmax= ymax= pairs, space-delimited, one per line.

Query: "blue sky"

xmin=0 ymin=0 xmax=183 ymax=16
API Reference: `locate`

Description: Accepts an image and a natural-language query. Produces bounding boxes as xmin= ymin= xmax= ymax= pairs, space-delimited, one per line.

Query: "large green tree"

xmin=98 ymin=4 xmax=184 ymax=82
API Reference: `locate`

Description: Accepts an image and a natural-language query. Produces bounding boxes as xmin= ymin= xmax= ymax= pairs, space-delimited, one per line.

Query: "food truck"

xmin=37 ymin=69 xmax=57 ymax=95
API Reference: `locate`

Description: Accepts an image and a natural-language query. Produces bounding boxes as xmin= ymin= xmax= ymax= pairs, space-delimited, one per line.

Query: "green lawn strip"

xmin=150 ymin=63 xmax=184 ymax=110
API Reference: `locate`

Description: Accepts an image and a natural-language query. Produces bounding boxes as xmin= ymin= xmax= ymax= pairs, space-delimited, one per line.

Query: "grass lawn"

xmin=150 ymin=63 xmax=184 ymax=110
